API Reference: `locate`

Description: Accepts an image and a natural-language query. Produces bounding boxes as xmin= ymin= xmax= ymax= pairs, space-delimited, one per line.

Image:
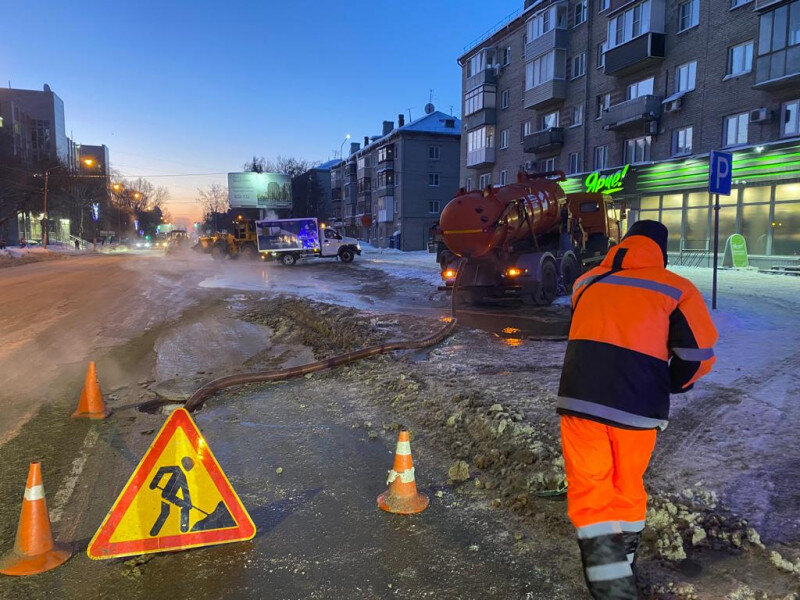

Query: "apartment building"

xmin=459 ymin=0 xmax=800 ymax=267
xmin=331 ymin=110 xmax=461 ymax=250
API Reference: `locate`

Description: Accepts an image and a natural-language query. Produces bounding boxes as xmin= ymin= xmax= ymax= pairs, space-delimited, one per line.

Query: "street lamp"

xmin=339 ymin=134 xmax=351 ymax=160
xmin=82 ymin=157 xmax=96 ymax=168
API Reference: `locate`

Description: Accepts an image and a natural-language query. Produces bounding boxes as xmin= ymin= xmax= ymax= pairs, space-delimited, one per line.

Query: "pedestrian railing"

xmin=675 ymin=239 xmax=711 ymax=268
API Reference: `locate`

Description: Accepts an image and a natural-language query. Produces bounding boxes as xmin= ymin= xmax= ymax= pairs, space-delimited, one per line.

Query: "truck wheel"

xmin=211 ymin=244 xmax=228 ymax=261
xmin=532 ymin=260 xmax=558 ymax=306
xmin=339 ymin=248 xmax=355 ymax=263
xmin=560 ymin=253 xmax=580 ymax=294
xmin=280 ymin=253 xmax=297 ymax=266
xmin=240 ymin=244 xmax=258 ymax=261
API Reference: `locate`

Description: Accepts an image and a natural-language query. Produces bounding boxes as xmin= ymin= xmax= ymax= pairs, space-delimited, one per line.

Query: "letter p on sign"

xmin=709 ymin=150 xmax=733 ymax=196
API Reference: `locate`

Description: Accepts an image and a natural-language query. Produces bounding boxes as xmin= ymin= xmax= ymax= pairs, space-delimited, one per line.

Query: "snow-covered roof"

xmin=315 ymin=159 xmax=341 ymax=171
xmin=397 ymin=111 xmax=461 ymax=135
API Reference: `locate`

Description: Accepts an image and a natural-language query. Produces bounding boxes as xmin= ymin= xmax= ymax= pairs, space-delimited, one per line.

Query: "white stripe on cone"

xmin=395 ymin=441 xmax=411 ymax=456
xmin=24 ymin=484 xmax=45 ymax=501
xmin=386 ymin=467 xmax=416 ymax=485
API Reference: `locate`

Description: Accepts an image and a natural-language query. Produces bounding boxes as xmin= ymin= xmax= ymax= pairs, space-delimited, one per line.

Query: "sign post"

xmin=709 ymin=151 xmax=732 ymax=310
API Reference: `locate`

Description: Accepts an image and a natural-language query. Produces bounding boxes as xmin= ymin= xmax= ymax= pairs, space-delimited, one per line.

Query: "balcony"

xmin=466 ymin=147 xmax=496 ymax=168
xmin=376 ymin=183 xmax=394 ymax=197
xmin=754 ymin=50 xmax=800 ymax=89
xmin=466 ymin=68 xmax=496 ymax=92
xmin=523 ymin=127 xmax=565 ymax=154
xmin=604 ymin=33 xmax=666 ymax=76
xmin=608 ymin=0 xmax=638 ymax=12
xmin=602 ymin=95 xmax=663 ymax=130
xmin=525 ymin=28 xmax=569 ymax=62
xmin=463 ymin=108 xmax=497 ymax=131
xmin=377 ymin=197 xmax=394 ymax=223
xmin=524 ymin=79 xmax=567 ymax=109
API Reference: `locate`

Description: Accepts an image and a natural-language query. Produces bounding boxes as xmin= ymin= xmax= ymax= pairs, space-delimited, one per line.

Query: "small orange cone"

xmin=0 ymin=462 xmax=71 ymax=576
xmin=72 ymin=361 xmax=110 ymax=419
xmin=377 ymin=428 xmax=429 ymax=514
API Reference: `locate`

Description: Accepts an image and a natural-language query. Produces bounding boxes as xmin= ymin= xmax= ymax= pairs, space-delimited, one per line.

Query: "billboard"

xmin=227 ymin=172 xmax=293 ymax=209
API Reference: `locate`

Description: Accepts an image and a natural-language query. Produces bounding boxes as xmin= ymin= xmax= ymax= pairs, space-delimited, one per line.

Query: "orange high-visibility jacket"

xmin=557 ymin=233 xmax=718 ymax=430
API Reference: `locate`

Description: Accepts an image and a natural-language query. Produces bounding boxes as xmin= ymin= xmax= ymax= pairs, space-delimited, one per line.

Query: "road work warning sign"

xmin=87 ymin=408 xmax=256 ymax=559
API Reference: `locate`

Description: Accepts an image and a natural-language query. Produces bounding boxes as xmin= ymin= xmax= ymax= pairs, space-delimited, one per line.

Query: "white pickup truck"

xmin=255 ymin=217 xmax=361 ymax=266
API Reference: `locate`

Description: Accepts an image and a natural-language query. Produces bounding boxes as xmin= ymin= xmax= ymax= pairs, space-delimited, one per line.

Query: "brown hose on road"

xmin=184 ymin=317 xmax=458 ymax=412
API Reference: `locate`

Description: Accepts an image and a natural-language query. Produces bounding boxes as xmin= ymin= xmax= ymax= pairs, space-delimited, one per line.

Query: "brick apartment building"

xmin=331 ymin=110 xmax=461 ymax=251
xmin=459 ymin=0 xmax=800 ymax=267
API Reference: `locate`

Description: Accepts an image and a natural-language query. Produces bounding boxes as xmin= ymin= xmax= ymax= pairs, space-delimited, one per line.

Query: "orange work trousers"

xmin=560 ymin=415 xmax=657 ymax=534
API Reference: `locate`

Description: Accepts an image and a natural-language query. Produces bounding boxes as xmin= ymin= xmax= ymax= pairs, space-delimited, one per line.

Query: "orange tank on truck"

xmin=438 ymin=171 xmax=623 ymax=307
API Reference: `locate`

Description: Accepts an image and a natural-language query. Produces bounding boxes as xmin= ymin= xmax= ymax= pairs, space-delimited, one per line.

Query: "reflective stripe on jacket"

xmin=557 ymin=234 xmax=718 ymax=430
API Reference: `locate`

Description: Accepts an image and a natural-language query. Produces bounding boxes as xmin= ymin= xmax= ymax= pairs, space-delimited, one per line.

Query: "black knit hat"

xmin=624 ymin=220 xmax=668 ymax=266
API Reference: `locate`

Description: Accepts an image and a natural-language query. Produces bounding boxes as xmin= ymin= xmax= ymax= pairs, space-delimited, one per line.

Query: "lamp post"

xmin=40 ymin=165 xmax=65 ymax=249
xmin=339 ymin=134 xmax=351 ymax=160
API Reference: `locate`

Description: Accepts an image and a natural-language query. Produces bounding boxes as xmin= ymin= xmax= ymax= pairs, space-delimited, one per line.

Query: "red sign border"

xmin=87 ymin=408 xmax=256 ymax=559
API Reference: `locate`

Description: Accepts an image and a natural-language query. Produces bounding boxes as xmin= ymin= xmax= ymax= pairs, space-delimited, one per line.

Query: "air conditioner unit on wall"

xmin=664 ymin=98 xmax=683 ymax=113
xmin=749 ymin=108 xmax=772 ymax=123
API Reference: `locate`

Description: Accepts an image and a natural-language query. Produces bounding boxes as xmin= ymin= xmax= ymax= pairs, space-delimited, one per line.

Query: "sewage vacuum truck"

xmin=437 ymin=170 xmax=622 ymax=306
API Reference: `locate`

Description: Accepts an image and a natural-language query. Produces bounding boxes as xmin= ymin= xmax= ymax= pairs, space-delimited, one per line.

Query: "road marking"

xmin=50 ymin=428 xmax=100 ymax=524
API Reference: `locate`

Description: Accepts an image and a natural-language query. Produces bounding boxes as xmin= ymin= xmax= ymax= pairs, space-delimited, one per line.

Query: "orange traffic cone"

xmin=0 ymin=462 xmax=71 ymax=576
xmin=72 ymin=361 xmax=110 ymax=419
xmin=377 ymin=428 xmax=429 ymax=514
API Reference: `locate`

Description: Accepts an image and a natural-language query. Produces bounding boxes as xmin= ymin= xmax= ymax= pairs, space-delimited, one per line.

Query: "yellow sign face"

xmin=88 ymin=409 xmax=256 ymax=559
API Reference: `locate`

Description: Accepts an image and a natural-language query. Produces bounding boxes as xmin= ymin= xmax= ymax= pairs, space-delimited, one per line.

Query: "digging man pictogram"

xmin=149 ymin=457 xmax=196 ymax=536
xmin=148 ymin=455 xmax=237 ymax=537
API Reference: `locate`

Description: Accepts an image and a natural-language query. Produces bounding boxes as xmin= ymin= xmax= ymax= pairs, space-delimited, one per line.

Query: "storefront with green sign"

xmin=559 ymin=140 xmax=800 ymax=269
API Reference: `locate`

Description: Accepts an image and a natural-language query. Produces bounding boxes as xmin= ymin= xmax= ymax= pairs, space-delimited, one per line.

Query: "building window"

xmin=467 ymin=127 xmax=494 ymax=152
xmin=672 ymin=126 xmax=694 ymax=155
xmin=541 ymin=157 xmax=557 ymax=171
xmin=571 ymin=103 xmax=584 ymax=127
xmin=541 ymin=111 xmax=559 ymax=130
xmin=731 ymin=0 xmax=752 ymax=7
xmin=500 ymin=129 xmax=510 ymax=149
xmin=466 ymin=177 xmax=473 ymax=192
xmin=568 ymin=152 xmax=581 ymax=174
xmin=377 ymin=145 xmax=394 ymax=162
xmin=429 ymin=146 xmax=441 ymax=160
xmin=594 ymin=146 xmax=608 ymax=169
xmin=596 ymin=93 xmax=610 ymax=119
xmin=523 ymin=121 xmax=533 ymax=136
xmin=624 ymin=136 xmax=652 ymax=163
xmin=501 ymin=89 xmax=510 ymax=109
xmin=757 ymin=2 xmax=800 ymax=83
xmin=500 ymin=170 xmax=508 ymax=186
xmin=573 ymin=0 xmax=587 ymax=26
xmin=377 ymin=170 xmax=395 ymax=188
xmin=727 ymin=41 xmax=754 ymax=76
xmin=502 ymin=46 xmax=511 ymax=66
xmin=527 ymin=3 xmax=567 ymax=41
xmin=597 ymin=41 xmax=607 ymax=68
xmin=627 ymin=77 xmax=654 ymax=99
xmin=479 ymin=173 xmax=492 ymax=188
xmin=723 ymin=113 xmax=749 ymax=146
xmin=676 ymin=61 xmax=697 ymax=92
xmin=599 ymin=0 xmax=610 ymax=11
xmin=428 ymin=173 xmax=440 ymax=187
xmin=464 ymin=85 xmax=496 ymax=116
xmin=525 ymin=50 xmax=565 ymax=89
xmin=571 ymin=53 xmax=586 ymax=78
xmin=783 ymin=99 xmax=800 ymax=136
xmin=678 ymin=0 xmax=699 ymax=32
xmin=428 ymin=201 xmax=441 ymax=214
xmin=467 ymin=51 xmax=487 ymax=77
xmin=608 ymin=1 xmax=652 ymax=49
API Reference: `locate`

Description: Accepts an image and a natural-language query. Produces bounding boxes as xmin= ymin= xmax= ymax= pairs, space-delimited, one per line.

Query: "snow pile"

xmin=359 ymin=244 xmax=442 ymax=287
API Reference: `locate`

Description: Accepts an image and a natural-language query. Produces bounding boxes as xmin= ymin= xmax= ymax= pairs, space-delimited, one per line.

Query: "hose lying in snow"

xmin=184 ymin=317 xmax=457 ymax=412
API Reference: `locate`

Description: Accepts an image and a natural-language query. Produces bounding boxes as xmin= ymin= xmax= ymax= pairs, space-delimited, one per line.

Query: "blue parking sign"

xmin=709 ymin=150 xmax=733 ymax=196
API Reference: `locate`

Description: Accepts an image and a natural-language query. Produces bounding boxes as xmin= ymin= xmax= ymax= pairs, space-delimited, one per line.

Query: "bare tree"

xmin=196 ymin=183 xmax=229 ymax=216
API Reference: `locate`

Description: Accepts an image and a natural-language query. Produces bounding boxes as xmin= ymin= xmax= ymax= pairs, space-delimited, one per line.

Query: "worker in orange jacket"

xmin=557 ymin=220 xmax=717 ymax=599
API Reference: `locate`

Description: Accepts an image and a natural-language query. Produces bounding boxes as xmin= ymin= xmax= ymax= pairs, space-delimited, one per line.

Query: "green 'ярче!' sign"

xmin=723 ymin=233 xmax=749 ymax=268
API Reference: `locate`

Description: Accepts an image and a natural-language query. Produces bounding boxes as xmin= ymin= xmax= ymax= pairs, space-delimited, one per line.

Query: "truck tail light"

xmin=442 ymin=268 xmax=456 ymax=280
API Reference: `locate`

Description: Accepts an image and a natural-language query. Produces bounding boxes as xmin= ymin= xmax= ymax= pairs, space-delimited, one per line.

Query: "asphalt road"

xmin=0 ymin=252 xmax=580 ymax=599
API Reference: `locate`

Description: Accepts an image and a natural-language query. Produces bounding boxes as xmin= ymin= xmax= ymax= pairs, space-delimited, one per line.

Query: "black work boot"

xmin=578 ymin=533 xmax=640 ymax=600
xmin=621 ymin=531 xmax=642 ymax=566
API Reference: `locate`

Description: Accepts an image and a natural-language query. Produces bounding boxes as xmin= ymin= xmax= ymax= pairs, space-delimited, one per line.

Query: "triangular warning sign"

xmin=88 ymin=408 xmax=256 ymax=559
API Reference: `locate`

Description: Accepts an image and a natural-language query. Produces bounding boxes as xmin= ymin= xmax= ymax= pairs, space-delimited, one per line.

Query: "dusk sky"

xmin=1 ymin=0 xmax=521 ymax=223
